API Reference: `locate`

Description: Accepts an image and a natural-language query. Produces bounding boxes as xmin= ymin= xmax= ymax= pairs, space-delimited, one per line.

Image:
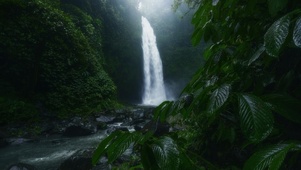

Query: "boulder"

xmin=96 ymin=116 xmax=115 ymax=123
xmin=92 ymin=156 xmax=111 ymax=170
xmin=7 ymin=138 xmax=34 ymax=145
xmin=59 ymin=149 xmax=93 ymax=170
xmin=133 ymin=119 xmax=150 ymax=131
xmin=141 ymin=120 xmax=170 ymax=137
xmin=7 ymin=163 xmax=37 ymax=170
xmin=182 ymin=94 xmax=194 ymax=107
xmin=131 ymin=109 xmax=144 ymax=119
xmin=63 ymin=125 xmax=94 ymax=137
xmin=111 ymin=115 xmax=127 ymax=123
xmin=96 ymin=122 xmax=107 ymax=130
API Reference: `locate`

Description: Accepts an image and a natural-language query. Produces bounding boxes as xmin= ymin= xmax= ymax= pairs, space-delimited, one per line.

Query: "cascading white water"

xmin=141 ymin=16 xmax=166 ymax=105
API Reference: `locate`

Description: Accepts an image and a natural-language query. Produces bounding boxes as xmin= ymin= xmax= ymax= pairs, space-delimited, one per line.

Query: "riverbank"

xmin=0 ymin=106 xmax=160 ymax=169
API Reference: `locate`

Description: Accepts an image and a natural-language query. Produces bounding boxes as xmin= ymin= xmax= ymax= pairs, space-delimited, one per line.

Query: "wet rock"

xmin=7 ymin=163 xmax=37 ymax=170
xmin=62 ymin=117 xmax=97 ymax=137
xmin=132 ymin=109 xmax=145 ymax=119
xmin=96 ymin=122 xmax=107 ymax=130
xmin=182 ymin=94 xmax=194 ymax=107
xmin=111 ymin=115 xmax=127 ymax=123
xmin=131 ymin=119 xmax=146 ymax=126
xmin=96 ymin=116 xmax=115 ymax=123
xmin=116 ymin=127 xmax=129 ymax=132
xmin=133 ymin=119 xmax=150 ymax=131
xmin=114 ymin=154 xmax=132 ymax=166
xmin=106 ymin=126 xmax=129 ymax=134
xmin=92 ymin=164 xmax=111 ymax=170
xmin=115 ymin=109 xmax=129 ymax=115
xmin=7 ymin=138 xmax=34 ymax=145
xmin=142 ymin=120 xmax=170 ymax=136
xmin=63 ymin=125 xmax=94 ymax=137
xmin=106 ymin=127 xmax=116 ymax=134
xmin=59 ymin=149 xmax=93 ymax=170
xmin=92 ymin=156 xmax=111 ymax=170
xmin=134 ymin=125 xmax=143 ymax=131
xmin=39 ymin=123 xmax=56 ymax=135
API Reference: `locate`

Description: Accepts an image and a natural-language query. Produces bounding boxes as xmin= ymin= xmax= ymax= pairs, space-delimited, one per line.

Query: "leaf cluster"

xmin=93 ymin=0 xmax=301 ymax=169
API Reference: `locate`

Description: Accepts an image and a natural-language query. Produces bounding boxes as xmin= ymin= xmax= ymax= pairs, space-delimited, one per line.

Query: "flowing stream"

xmin=141 ymin=16 xmax=167 ymax=105
xmin=0 ymin=132 xmax=107 ymax=169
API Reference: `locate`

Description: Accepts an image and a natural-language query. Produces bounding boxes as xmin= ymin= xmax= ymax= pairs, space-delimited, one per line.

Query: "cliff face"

xmin=0 ymin=0 xmax=117 ymax=123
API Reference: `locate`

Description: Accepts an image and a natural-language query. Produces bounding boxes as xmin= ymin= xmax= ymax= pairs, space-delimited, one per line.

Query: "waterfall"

xmin=141 ymin=16 xmax=166 ymax=105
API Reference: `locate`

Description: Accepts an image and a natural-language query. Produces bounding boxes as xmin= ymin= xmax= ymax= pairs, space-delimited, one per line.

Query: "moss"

xmin=0 ymin=0 xmax=117 ymax=123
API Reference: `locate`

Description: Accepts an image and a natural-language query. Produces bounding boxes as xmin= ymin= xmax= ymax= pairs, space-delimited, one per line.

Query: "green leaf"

xmin=264 ymin=15 xmax=290 ymax=57
xmin=268 ymin=0 xmax=288 ymax=16
xmin=154 ymin=101 xmax=173 ymax=122
xmin=140 ymin=131 xmax=154 ymax=143
xmin=141 ymin=144 xmax=160 ymax=170
xmin=293 ymin=16 xmax=301 ymax=48
xmin=106 ymin=132 xmax=138 ymax=163
xmin=244 ymin=143 xmax=296 ymax=170
xmin=263 ymin=94 xmax=301 ymax=124
xmin=151 ymin=137 xmax=180 ymax=170
xmin=188 ymin=85 xmax=214 ymax=113
xmin=192 ymin=5 xmax=203 ymax=25
xmin=92 ymin=130 xmax=121 ymax=165
xmin=192 ymin=28 xmax=204 ymax=46
xmin=237 ymin=94 xmax=274 ymax=143
xmin=203 ymin=23 xmax=213 ymax=42
xmin=248 ymin=45 xmax=265 ymax=66
xmin=178 ymin=152 xmax=199 ymax=169
xmin=207 ymin=84 xmax=230 ymax=115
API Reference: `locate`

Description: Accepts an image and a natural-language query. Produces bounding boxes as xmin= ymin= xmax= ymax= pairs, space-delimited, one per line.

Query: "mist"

xmin=100 ymin=0 xmax=204 ymax=103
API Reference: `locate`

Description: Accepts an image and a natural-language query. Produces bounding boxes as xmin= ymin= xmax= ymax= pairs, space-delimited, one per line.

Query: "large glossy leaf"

xmin=248 ymin=45 xmax=265 ymax=66
xmin=154 ymin=101 xmax=173 ymax=122
xmin=244 ymin=143 xmax=297 ymax=170
xmin=151 ymin=137 xmax=180 ymax=170
xmin=106 ymin=132 xmax=138 ymax=163
xmin=237 ymin=94 xmax=274 ymax=142
xmin=268 ymin=0 xmax=288 ymax=16
xmin=263 ymin=94 xmax=301 ymax=124
xmin=141 ymin=144 xmax=160 ymax=170
xmin=293 ymin=16 xmax=301 ymax=48
xmin=264 ymin=15 xmax=290 ymax=57
xmin=92 ymin=130 xmax=121 ymax=165
xmin=188 ymin=85 xmax=214 ymax=113
xmin=207 ymin=84 xmax=230 ymax=115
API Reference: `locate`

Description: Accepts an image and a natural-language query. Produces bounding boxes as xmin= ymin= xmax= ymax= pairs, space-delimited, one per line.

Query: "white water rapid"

xmin=141 ymin=16 xmax=167 ymax=105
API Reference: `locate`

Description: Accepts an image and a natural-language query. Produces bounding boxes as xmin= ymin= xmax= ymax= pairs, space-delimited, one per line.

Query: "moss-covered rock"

xmin=0 ymin=0 xmax=117 ymax=123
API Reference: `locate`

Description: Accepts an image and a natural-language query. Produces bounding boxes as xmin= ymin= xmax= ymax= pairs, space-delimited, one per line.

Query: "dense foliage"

xmin=0 ymin=0 xmax=116 ymax=123
xmin=93 ymin=0 xmax=301 ymax=169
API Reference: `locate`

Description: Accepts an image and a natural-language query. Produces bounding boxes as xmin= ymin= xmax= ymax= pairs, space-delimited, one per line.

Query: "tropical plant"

xmin=93 ymin=0 xmax=301 ymax=169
